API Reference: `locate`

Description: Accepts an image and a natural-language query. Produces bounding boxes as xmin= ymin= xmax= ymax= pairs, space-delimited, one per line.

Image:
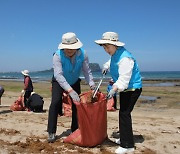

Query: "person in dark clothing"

xmin=0 ymin=86 xmax=5 ymax=105
xmin=21 ymin=70 xmax=33 ymax=108
xmin=47 ymin=32 xmax=95 ymax=143
xmin=26 ymin=92 xmax=44 ymax=112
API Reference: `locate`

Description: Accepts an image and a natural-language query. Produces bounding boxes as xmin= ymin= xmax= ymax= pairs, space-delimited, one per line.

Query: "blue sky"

xmin=0 ymin=0 xmax=180 ymax=72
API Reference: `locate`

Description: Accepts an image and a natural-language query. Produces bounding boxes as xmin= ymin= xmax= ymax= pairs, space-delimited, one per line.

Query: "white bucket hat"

xmin=58 ymin=32 xmax=83 ymax=49
xmin=95 ymin=32 xmax=125 ymax=46
xmin=21 ymin=70 xmax=29 ymax=76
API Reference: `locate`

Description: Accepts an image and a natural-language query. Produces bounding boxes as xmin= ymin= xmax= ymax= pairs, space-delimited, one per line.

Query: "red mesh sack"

xmin=107 ymin=98 xmax=116 ymax=111
xmin=64 ymin=91 xmax=107 ymax=147
xmin=10 ymin=96 xmax=25 ymax=111
xmin=62 ymin=93 xmax=72 ymax=117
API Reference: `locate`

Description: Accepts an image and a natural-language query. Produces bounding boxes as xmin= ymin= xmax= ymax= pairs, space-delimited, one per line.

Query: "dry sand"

xmin=0 ymin=80 xmax=180 ymax=154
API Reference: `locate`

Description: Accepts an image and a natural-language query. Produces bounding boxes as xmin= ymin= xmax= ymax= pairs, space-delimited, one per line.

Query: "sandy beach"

xmin=0 ymin=80 xmax=180 ymax=154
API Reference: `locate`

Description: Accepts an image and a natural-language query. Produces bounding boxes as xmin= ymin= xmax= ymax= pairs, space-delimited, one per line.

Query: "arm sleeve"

xmin=103 ymin=59 xmax=111 ymax=70
xmin=82 ymin=51 xmax=95 ymax=87
xmin=53 ymin=53 xmax=72 ymax=91
xmin=113 ymin=57 xmax=134 ymax=91
xmin=107 ymin=85 xmax=111 ymax=92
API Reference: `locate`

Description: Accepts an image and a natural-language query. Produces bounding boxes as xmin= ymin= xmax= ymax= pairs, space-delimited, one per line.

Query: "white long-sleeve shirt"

xmin=103 ymin=57 xmax=134 ymax=92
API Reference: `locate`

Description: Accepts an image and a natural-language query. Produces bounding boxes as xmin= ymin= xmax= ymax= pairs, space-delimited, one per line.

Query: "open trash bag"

xmin=10 ymin=96 xmax=25 ymax=111
xmin=63 ymin=91 xmax=107 ymax=147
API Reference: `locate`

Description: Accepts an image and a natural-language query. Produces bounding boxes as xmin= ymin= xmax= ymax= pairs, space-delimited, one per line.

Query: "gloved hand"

xmin=106 ymin=89 xmax=116 ymax=100
xmin=90 ymin=85 xmax=96 ymax=91
xmin=102 ymin=67 xmax=108 ymax=75
xmin=21 ymin=90 xmax=25 ymax=95
xmin=69 ymin=90 xmax=80 ymax=102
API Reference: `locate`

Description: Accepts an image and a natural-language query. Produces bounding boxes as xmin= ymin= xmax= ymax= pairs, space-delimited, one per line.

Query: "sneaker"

xmin=115 ymin=138 xmax=121 ymax=145
xmin=48 ymin=133 xmax=56 ymax=143
xmin=115 ymin=146 xmax=134 ymax=154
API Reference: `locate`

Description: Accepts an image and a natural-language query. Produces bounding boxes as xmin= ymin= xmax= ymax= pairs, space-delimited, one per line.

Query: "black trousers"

xmin=119 ymin=88 xmax=142 ymax=148
xmin=30 ymin=105 xmax=43 ymax=112
xmin=47 ymin=78 xmax=81 ymax=134
xmin=113 ymin=95 xmax=117 ymax=109
xmin=24 ymin=90 xmax=32 ymax=107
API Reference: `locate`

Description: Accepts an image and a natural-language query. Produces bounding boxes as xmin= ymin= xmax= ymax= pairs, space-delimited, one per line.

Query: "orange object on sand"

xmin=64 ymin=91 xmax=107 ymax=147
xmin=62 ymin=93 xmax=72 ymax=117
xmin=10 ymin=96 xmax=25 ymax=111
xmin=107 ymin=98 xmax=116 ymax=111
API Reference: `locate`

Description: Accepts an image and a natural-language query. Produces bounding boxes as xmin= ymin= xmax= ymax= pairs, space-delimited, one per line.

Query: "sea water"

xmin=0 ymin=71 xmax=180 ymax=87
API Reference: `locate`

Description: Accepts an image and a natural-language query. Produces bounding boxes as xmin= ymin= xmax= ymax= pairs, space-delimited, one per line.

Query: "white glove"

xmin=102 ymin=67 xmax=108 ymax=75
xmin=69 ymin=90 xmax=80 ymax=102
xmin=21 ymin=90 xmax=25 ymax=95
xmin=106 ymin=89 xmax=116 ymax=100
xmin=90 ymin=85 xmax=96 ymax=90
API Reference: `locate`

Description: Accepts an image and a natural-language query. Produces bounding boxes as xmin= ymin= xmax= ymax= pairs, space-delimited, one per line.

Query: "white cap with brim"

xmin=21 ymin=70 xmax=29 ymax=76
xmin=95 ymin=32 xmax=125 ymax=46
xmin=58 ymin=32 xmax=83 ymax=49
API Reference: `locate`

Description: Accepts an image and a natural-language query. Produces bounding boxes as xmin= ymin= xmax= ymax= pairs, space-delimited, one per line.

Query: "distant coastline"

xmin=0 ymin=71 xmax=180 ymax=87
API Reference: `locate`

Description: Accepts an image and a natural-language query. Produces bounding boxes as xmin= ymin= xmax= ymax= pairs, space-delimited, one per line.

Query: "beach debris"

xmin=176 ymin=127 xmax=180 ymax=134
xmin=161 ymin=130 xmax=172 ymax=134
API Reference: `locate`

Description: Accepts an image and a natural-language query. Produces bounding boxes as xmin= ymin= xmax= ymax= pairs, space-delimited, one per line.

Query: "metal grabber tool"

xmin=92 ymin=74 xmax=105 ymax=99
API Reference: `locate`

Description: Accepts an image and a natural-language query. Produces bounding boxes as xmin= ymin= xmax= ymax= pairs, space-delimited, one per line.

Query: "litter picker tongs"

xmin=92 ymin=74 xmax=105 ymax=99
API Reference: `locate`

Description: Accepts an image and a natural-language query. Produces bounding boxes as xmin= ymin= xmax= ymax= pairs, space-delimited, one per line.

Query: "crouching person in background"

xmin=26 ymin=92 xmax=44 ymax=112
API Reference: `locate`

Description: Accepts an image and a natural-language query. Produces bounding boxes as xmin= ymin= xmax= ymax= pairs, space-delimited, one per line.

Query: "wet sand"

xmin=0 ymin=80 xmax=180 ymax=154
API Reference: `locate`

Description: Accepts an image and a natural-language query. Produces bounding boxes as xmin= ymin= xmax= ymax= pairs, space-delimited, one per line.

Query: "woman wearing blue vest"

xmin=47 ymin=32 xmax=95 ymax=143
xmin=95 ymin=32 xmax=142 ymax=154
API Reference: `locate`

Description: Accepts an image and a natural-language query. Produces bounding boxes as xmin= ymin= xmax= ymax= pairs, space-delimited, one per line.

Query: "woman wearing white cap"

xmin=95 ymin=32 xmax=142 ymax=154
xmin=21 ymin=70 xmax=33 ymax=108
xmin=47 ymin=32 xmax=95 ymax=143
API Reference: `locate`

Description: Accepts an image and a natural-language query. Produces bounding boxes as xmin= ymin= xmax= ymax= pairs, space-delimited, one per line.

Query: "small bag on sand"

xmin=64 ymin=91 xmax=107 ymax=147
xmin=10 ymin=96 xmax=25 ymax=111
xmin=107 ymin=98 xmax=116 ymax=111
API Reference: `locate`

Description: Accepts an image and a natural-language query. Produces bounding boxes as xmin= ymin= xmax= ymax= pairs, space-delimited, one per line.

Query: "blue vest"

xmin=110 ymin=47 xmax=142 ymax=89
xmin=56 ymin=48 xmax=85 ymax=85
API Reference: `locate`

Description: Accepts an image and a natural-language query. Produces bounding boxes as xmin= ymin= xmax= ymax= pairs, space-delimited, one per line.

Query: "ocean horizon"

xmin=0 ymin=71 xmax=180 ymax=82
